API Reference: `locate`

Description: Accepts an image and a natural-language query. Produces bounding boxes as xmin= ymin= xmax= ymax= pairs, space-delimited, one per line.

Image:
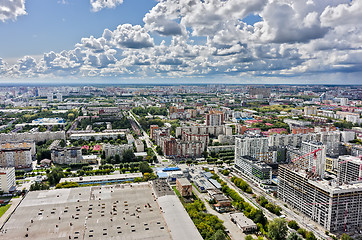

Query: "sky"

xmin=0 ymin=0 xmax=361 ymax=84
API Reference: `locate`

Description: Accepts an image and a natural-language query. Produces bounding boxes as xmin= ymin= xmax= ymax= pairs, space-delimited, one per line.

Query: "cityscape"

xmin=1 ymin=1 xmax=362 ymax=240
xmin=0 ymin=84 xmax=360 ymax=240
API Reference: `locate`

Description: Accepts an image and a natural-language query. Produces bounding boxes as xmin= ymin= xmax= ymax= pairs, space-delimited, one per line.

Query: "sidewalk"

xmin=0 ymin=197 xmax=22 ymax=230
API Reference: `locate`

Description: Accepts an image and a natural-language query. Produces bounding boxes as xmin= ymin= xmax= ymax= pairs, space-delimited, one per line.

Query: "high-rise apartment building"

xmin=278 ymin=165 xmax=362 ymax=233
xmin=337 ymin=155 xmax=362 ymax=185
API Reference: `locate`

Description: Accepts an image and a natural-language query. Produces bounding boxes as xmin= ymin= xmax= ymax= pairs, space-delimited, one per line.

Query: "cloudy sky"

xmin=0 ymin=0 xmax=361 ymax=84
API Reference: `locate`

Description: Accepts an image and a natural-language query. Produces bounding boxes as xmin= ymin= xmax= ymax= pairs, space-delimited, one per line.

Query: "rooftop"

xmin=0 ymin=183 xmax=172 ymax=240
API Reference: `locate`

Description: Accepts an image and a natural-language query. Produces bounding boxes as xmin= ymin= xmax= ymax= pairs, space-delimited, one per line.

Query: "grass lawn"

xmin=0 ymin=204 xmax=11 ymax=218
xmin=191 ymin=182 xmax=200 ymax=193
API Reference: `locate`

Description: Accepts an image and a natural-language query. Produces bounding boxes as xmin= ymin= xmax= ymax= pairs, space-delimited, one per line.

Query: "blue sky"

xmin=0 ymin=0 xmax=156 ymax=62
xmin=0 ymin=0 xmax=361 ymax=84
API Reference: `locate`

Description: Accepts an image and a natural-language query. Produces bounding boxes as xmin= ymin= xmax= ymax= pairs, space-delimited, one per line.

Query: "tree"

xmin=245 ymin=235 xmax=254 ymax=240
xmin=305 ymin=231 xmax=317 ymax=240
xmin=139 ymin=162 xmax=153 ymax=174
xmin=287 ymin=232 xmax=303 ymax=240
xmin=288 ymin=220 xmax=299 ymax=230
xmin=341 ymin=234 xmax=354 ymax=240
xmin=122 ymin=149 xmax=136 ymax=163
xmin=115 ymin=154 xmax=121 ymax=164
xmin=297 ymin=228 xmax=307 ymax=238
xmin=47 ymin=167 xmax=65 ymax=185
xmin=268 ymin=218 xmax=288 ymax=240
xmin=30 ymin=182 xmax=49 ymax=191
xmin=212 ymin=229 xmax=226 ymax=240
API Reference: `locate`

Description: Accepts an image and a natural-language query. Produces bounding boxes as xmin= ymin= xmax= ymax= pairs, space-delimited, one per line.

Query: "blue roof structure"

xmin=208 ymin=178 xmax=222 ymax=189
xmin=163 ymin=167 xmax=181 ymax=172
xmin=157 ymin=172 xmax=168 ymax=178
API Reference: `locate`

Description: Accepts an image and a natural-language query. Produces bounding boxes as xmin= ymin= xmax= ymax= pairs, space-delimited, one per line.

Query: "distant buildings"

xmin=235 ymin=136 xmax=271 ymax=162
xmin=0 ymin=167 xmax=16 ymax=193
xmin=0 ymin=142 xmax=33 ymax=169
xmin=0 ymin=131 xmax=65 ymax=143
xmin=51 ymin=147 xmax=82 ymax=165
xmin=206 ymin=111 xmax=224 ymax=126
xmin=102 ymin=143 xmax=133 ymax=158
xmin=304 ymin=106 xmax=318 ymax=115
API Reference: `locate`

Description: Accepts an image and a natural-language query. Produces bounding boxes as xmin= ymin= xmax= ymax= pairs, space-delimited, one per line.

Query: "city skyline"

xmin=0 ymin=0 xmax=361 ymax=84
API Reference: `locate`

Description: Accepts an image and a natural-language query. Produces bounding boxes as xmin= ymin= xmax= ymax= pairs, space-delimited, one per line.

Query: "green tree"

xmin=47 ymin=167 xmax=64 ymax=185
xmin=305 ymin=231 xmax=317 ymax=240
xmin=212 ymin=229 xmax=226 ymax=240
xmin=340 ymin=234 xmax=354 ymax=240
xmin=122 ymin=149 xmax=136 ymax=163
xmin=268 ymin=218 xmax=288 ymax=240
xmin=139 ymin=162 xmax=153 ymax=174
xmin=115 ymin=154 xmax=121 ymax=164
xmin=287 ymin=232 xmax=303 ymax=240
xmin=30 ymin=182 xmax=49 ymax=191
xmin=245 ymin=235 xmax=254 ymax=240
xmin=297 ymin=228 xmax=307 ymax=238
xmin=288 ymin=220 xmax=299 ymax=230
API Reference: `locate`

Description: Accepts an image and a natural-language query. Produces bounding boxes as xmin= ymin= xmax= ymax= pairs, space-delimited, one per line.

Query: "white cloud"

xmin=90 ymin=0 xmax=123 ymax=12
xmin=104 ymin=24 xmax=154 ymax=49
xmin=2 ymin=0 xmax=362 ymax=84
xmin=0 ymin=0 xmax=26 ymax=22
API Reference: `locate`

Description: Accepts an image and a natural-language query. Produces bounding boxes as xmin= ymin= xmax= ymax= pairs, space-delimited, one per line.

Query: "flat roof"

xmin=59 ymin=173 xmax=143 ymax=184
xmin=157 ymin=195 xmax=203 ymax=240
xmin=230 ymin=212 xmax=257 ymax=228
xmin=0 ymin=183 xmax=173 ymax=240
xmin=177 ymin=178 xmax=191 ymax=186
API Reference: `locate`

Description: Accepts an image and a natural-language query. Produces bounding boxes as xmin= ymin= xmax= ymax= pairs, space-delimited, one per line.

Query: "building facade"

xmin=51 ymin=147 xmax=82 ymax=165
xmin=0 ymin=167 xmax=16 ymax=193
xmin=235 ymin=156 xmax=272 ymax=184
xmin=278 ymin=165 xmax=362 ymax=233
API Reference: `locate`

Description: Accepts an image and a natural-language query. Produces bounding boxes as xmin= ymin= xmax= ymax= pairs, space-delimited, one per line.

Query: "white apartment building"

xmin=102 ymin=144 xmax=133 ymax=158
xmin=235 ymin=136 xmax=269 ymax=161
xmin=337 ymin=155 xmax=362 ymax=185
xmin=0 ymin=167 xmax=16 ymax=193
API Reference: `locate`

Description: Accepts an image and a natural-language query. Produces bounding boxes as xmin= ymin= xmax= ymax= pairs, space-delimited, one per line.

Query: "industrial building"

xmin=0 ymin=182 xmax=202 ymax=240
xmin=176 ymin=178 xmax=192 ymax=197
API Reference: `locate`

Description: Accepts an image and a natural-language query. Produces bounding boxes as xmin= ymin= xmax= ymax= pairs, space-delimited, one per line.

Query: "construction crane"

xmin=290 ymin=148 xmax=322 ymax=173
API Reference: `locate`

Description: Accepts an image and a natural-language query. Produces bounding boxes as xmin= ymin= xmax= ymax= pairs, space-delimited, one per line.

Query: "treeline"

xmin=213 ymin=174 xmax=268 ymax=235
xmin=231 ymin=176 xmax=253 ymax=194
xmin=132 ymin=107 xmax=168 ymax=117
xmin=185 ymin=199 xmax=227 ymax=240
xmin=256 ymin=196 xmax=282 ymax=216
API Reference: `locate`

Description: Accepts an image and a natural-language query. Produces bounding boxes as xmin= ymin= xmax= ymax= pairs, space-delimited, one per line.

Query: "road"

xmin=192 ymin=186 xmax=247 ymax=240
xmin=128 ymin=110 xmax=164 ymax=163
xmin=230 ymin=168 xmax=328 ymax=240
xmin=0 ymin=197 xmax=23 ymax=230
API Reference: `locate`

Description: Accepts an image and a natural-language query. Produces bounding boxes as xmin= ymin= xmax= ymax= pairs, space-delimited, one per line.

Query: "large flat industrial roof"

xmin=1 ymin=181 xmax=202 ymax=240
xmin=1 ymin=183 xmax=171 ymax=240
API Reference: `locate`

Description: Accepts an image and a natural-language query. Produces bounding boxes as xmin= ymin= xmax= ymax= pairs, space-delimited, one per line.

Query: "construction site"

xmin=278 ymin=143 xmax=362 ymax=235
xmin=0 ymin=181 xmax=202 ymax=240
